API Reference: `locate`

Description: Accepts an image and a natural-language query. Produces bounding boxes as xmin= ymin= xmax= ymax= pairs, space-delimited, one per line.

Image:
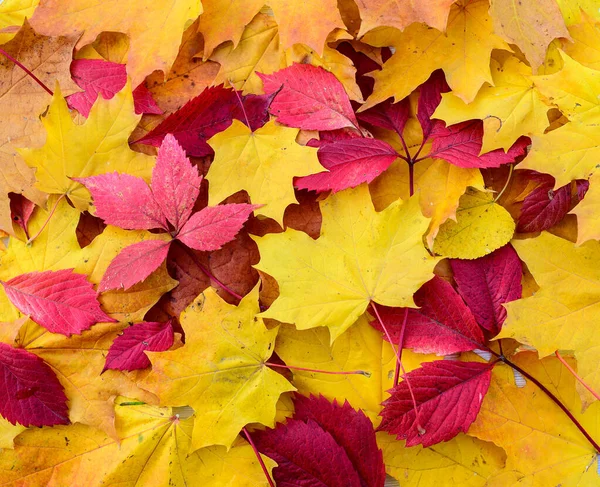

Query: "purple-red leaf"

xmin=378 ymin=360 xmax=494 ymax=447
xmin=99 ymin=239 xmax=172 ymax=292
xmin=417 ymin=70 xmax=450 ymax=139
xmin=76 ymin=172 xmax=168 ymax=231
xmin=0 ymin=343 xmax=69 ymax=427
xmin=295 ymin=137 xmax=398 ymax=193
xmin=450 ymin=244 xmax=522 ymax=336
xmin=517 ymin=173 xmax=572 ymax=233
xmin=9 ymin=194 xmax=35 ymax=236
xmin=371 ymin=276 xmax=485 ymax=355
xmin=151 ymin=134 xmax=202 ymax=232
xmin=2 ymin=269 xmax=115 ymax=335
xmin=136 ymin=85 xmax=271 ymax=156
xmin=357 ymin=98 xmax=410 ymax=136
xmin=254 ymin=395 xmax=385 ymax=487
xmin=67 ymin=59 xmax=161 ymax=117
xmin=428 ymin=120 xmax=528 ymax=168
xmin=104 ymin=320 xmax=174 ymax=372
xmin=259 ymin=64 xmax=359 ymax=131
xmin=176 ymin=204 xmax=257 ymax=251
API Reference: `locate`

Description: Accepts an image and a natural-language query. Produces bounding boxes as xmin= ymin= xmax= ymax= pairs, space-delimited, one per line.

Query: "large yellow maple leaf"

xmin=28 ymin=0 xmax=202 ymax=86
xmin=140 ymin=285 xmax=295 ymax=451
xmin=361 ymin=0 xmax=510 ymax=110
xmin=206 ymin=119 xmax=324 ymax=225
xmin=254 ymin=184 xmax=439 ymax=341
xmin=469 ymin=352 xmax=600 ymax=485
xmin=19 ymin=84 xmax=154 ymax=211
xmin=499 ymin=232 xmax=600 ymax=408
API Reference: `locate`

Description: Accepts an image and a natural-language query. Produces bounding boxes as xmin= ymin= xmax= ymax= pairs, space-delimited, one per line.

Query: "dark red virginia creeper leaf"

xmin=416 ymin=70 xmax=450 ymax=139
xmin=370 ymin=276 xmax=486 ymax=355
xmin=103 ymin=320 xmax=175 ymax=371
xmin=2 ymin=269 xmax=115 ymax=335
xmin=259 ymin=64 xmax=359 ymax=131
xmin=67 ymin=59 xmax=161 ymax=117
xmin=428 ymin=120 xmax=529 ymax=168
xmin=75 ymin=172 xmax=168 ymax=231
xmin=176 ymin=204 xmax=259 ymax=251
xmin=357 ymin=97 xmax=410 ymax=136
xmin=136 ymin=85 xmax=272 ymax=156
xmin=9 ymin=193 xmax=35 ymax=237
xmin=99 ymin=239 xmax=172 ymax=292
xmin=450 ymin=244 xmax=522 ymax=336
xmin=0 ymin=343 xmax=69 ymax=427
xmin=151 ymin=133 xmax=202 ymax=232
xmin=295 ymin=137 xmax=398 ymax=193
xmin=253 ymin=395 xmax=385 ymax=487
xmin=516 ymin=172 xmax=572 ymax=233
xmin=378 ymin=360 xmax=494 ymax=447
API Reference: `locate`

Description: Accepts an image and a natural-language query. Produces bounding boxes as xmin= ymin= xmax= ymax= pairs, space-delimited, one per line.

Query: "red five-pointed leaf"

xmin=371 ymin=276 xmax=486 ymax=355
xmin=295 ymin=137 xmax=398 ymax=193
xmin=104 ymin=320 xmax=175 ymax=372
xmin=99 ymin=239 xmax=172 ymax=292
xmin=0 ymin=343 xmax=69 ymax=427
xmin=75 ymin=172 xmax=168 ymax=231
xmin=450 ymin=244 xmax=522 ymax=336
xmin=151 ymin=134 xmax=202 ymax=232
xmin=176 ymin=204 xmax=258 ymax=251
xmin=259 ymin=64 xmax=359 ymax=131
xmin=378 ymin=360 xmax=494 ymax=447
xmin=254 ymin=395 xmax=385 ymax=487
xmin=2 ymin=269 xmax=115 ymax=335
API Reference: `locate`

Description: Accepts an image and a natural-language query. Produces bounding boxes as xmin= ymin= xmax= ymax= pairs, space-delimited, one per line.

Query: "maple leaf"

xmin=29 ymin=0 xmax=202 ymax=86
xmin=254 ymin=394 xmax=386 ymax=487
xmin=254 ymin=184 xmax=439 ymax=341
xmin=19 ymin=83 xmax=154 ymax=210
xmin=207 ymin=119 xmax=325 ymax=225
xmin=140 ymin=285 xmax=295 ymax=451
xmin=2 ymin=269 xmax=115 ymax=336
xmin=0 ymin=0 xmax=39 ymax=45
xmin=379 ymin=360 xmax=494 ymax=447
xmin=0 ymin=342 xmax=69 ymax=427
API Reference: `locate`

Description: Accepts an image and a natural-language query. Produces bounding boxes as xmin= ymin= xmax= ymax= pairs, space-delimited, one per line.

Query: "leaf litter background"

xmin=1 ymin=0 xmax=600 ymax=486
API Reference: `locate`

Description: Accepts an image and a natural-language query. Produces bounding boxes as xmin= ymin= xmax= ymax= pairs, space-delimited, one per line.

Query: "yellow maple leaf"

xmin=254 ymin=184 xmax=439 ymax=341
xmin=378 ymin=432 xmax=506 ymax=486
xmin=19 ymin=83 xmax=154 ymax=211
xmin=433 ymin=188 xmax=515 ymax=259
xmin=469 ymin=352 xmax=600 ymax=485
xmin=28 ymin=0 xmax=202 ymax=86
xmin=141 ymin=285 xmax=295 ymax=451
xmin=499 ymin=232 xmax=600 ymax=408
xmin=571 ymin=172 xmax=600 ymax=244
xmin=0 ymin=0 xmax=38 ymax=44
xmin=556 ymin=0 xmax=600 ymax=26
xmin=563 ymin=11 xmax=600 ymax=70
xmin=206 ymin=119 xmax=324 ymax=225
xmin=361 ymin=0 xmax=510 ymax=110
xmin=433 ymin=56 xmax=550 ymax=152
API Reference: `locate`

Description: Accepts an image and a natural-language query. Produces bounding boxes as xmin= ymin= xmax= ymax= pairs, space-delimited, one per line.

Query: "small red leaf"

xmin=151 ymin=134 xmax=202 ymax=232
xmin=2 ymin=269 xmax=115 ymax=335
xmin=9 ymin=194 xmax=35 ymax=236
xmin=428 ymin=120 xmax=528 ymax=168
xmin=67 ymin=59 xmax=161 ymax=117
xmin=357 ymin=98 xmax=410 ymax=136
xmin=450 ymin=244 xmax=522 ymax=336
xmin=417 ymin=70 xmax=450 ymax=139
xmin=176 ymin=204 xmax=257 ymax=251
xmin=295 ymin=137 xmax=398 ymax=193
xmin=104 ymin=320 xmax=174 ymax=372
xmin=371 ymin=276 xmax=486 ymax=355
xmin=99 ymin=239 xmax=172 ymax=292
xmin=76 ymin=172 xmax=168 ymax=231
xmin=517 ymin=175 xmax=572 ymax=233
xmin=259 ymin=64 xmax=359 ymax=131
xmin=378 ymin=360 xmax=494 ymax=447
xmin=254 ymin=395 xmax=385 ymax=487
xmin=136 ymin=85 xmax=271 ymax=156
xmin=0 ymin=343 xmax=69 ymax=427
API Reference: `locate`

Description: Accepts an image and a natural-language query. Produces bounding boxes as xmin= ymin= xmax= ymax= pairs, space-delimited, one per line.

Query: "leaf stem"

xmin=0 ymin=47 xmax=54 ymax=96
xmin=265 ymin=361 xmax=370 ymax=376
xmin=393 ymin=308 xmax=409 ymax=385
xmin=500 ymin=354 xmax=600 ymax=453
xmin=26 ymin=194 xmax=65 ymax=246
xmin=242 ymin=427 xmax=275 ymax=487
xmin=555 ymin=351 xmax=600 ymax=402
xmin=229 ymin=80 xmax=252 ymax=129
xmin=494 ymin=164 xmax=514 ymax=203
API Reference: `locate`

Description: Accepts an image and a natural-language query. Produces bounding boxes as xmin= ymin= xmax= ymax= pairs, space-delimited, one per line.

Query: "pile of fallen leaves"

xmin=1 ymin=0 xmax=600 ymax=485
